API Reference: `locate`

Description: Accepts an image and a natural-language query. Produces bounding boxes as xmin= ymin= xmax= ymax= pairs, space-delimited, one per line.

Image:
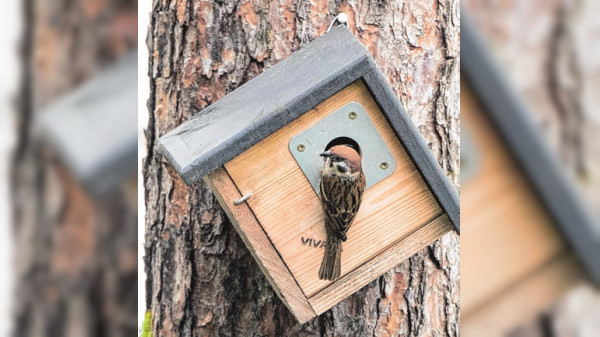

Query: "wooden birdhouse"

xmin=461 ymin=16 xmax=600 ymax=336
xmin=158 ymin=26 xmax=459 ymax=322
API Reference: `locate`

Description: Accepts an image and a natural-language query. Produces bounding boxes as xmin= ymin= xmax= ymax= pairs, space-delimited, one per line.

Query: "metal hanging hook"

xmin=327 ymin=13 xmax=349 ymax=32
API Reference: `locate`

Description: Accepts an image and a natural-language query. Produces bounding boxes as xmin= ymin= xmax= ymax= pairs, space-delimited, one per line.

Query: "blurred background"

xmin=1 ymin=0 xmax=599 ymax=336
xmin=0 ymin=2 xmax=20 ymax=336
xmin=462 ymin=0 xmax=600 ymax=336
xmin=0 ymin=0 xmax=138 ymax=336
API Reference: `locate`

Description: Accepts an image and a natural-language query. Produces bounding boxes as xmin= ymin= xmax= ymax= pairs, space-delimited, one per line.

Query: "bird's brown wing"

xmin=320 ymin=173 xmax=366 ymax=241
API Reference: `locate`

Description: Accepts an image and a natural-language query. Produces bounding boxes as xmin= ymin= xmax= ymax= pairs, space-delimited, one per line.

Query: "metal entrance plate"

xmin=289 ymin=102 xmax=396 ymax=194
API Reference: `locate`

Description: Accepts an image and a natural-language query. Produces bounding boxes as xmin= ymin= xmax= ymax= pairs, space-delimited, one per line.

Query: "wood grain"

xmin=205 ymin=168 xmax=316 ymax=323
xmin=460 ymin=81 xmax=568 ymax=315
xmin=309 ymin=214 xmax=453 ymax=314
xmin=225 ymin=80 xmax=445 ymax=297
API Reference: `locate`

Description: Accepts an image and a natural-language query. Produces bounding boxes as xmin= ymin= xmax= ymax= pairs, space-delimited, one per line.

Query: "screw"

xmin=297 ymin=144 xmax=306 ymax=152
xmin=348 ymin=111 xmax=357 ymax=120
xmin=337 ymin=13 xmax=349 ymax=25
xmin=380 ymin=162 xmax=389 ymax=170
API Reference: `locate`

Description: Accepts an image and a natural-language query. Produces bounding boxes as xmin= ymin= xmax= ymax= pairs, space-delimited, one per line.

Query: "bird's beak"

xmin=320 ymin=151 xmax=331 ymax=158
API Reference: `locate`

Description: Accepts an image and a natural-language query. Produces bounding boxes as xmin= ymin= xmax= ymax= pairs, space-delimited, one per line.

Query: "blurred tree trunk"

xmin=12 ymin=0 xmax=137 ymax=336
xmin=465 ymin=0 xmax=600 ymax=335
xmin=144 ymin=0 xmax=459 ymax=336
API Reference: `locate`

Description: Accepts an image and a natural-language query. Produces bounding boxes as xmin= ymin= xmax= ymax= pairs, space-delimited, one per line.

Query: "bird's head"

xmin=320 ymin=145 xmax=362 ymax=178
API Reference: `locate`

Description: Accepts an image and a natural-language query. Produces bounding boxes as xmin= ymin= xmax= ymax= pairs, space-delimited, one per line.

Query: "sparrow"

xmin=318 ymin=145 xmax=366 ymax=281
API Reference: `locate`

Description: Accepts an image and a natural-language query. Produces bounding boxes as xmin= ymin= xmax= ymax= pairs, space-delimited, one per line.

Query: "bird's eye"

xmin=331 ymin=155 xmax=341 ymax=162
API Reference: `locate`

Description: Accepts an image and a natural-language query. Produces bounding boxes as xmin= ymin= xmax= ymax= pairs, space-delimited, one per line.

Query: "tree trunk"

xmin=12 ymin=1 xmax=137 ymax=336
xmin=144 ymin=0 xmax=459 ymax=336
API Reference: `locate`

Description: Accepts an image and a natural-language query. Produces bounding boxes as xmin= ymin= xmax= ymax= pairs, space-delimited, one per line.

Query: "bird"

xmin=318 ymin=144 xmax=366 ymax=281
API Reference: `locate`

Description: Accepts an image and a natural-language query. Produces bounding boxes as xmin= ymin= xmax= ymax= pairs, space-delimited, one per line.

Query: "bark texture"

xmin=12 ymin=0 xmax=137 ymax=336
xmin=465 ymin=0 xmax=600 ymax=335
xmin=144 ymin=0 xmax=460 ymax=336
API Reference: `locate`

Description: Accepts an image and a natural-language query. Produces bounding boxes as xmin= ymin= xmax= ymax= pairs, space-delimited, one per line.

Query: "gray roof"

xmin=157 ymin=26 xmax=376 ymax=185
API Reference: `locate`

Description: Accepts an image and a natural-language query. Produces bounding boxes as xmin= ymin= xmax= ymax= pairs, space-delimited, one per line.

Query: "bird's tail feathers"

xmin=318 ymin=238 xmax=342 ymax=281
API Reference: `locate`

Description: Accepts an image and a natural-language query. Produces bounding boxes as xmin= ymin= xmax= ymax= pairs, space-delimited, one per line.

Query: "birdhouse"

xmin=158 ymin=26 xmax=459 ymax=322
xmin=461 ymin=16 xmax=600 ymax=335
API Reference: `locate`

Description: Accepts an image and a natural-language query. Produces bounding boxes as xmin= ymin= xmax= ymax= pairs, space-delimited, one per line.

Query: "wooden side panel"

xmin=225 ymin=80 xmax=445 ymax=297
xmin=460 ymin=82 xmax=568 ymax=314
xmin=205 ymin=168 xmax=316 ymax=323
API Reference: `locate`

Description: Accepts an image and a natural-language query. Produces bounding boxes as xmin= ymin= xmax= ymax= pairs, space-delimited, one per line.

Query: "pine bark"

xmin=12 ymin=1 xmax=137 ymax=336
xmin=144 ymin=0 xmax=460 ymax=336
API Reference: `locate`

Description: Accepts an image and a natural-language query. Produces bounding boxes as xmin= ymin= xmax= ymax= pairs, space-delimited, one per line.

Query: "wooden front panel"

xmin=205 ymin=168 xmax=317 ymax=322
xmin=460 ymin=80 xmax=569 ymax=316
xmin=225 ymin=80 xmax=445 ymax=297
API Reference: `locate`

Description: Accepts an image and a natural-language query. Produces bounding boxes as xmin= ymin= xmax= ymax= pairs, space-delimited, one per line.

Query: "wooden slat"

xmin=309 ymin=214 xmax=453 ymax=314
xmin=205 ymin=168 xmax=316 ymax=323
xmin=460 ymin=81 xmax=568 ymax=314
xmin=462 ymin=254 xmax=586 ymax=337
xmin=225 ymin=80 xmax=445 ymax=297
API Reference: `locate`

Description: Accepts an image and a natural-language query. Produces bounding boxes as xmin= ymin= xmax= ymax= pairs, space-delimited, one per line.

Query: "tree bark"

xmin=12 ymin=1 xmax=137 ymax=336
xmin=144 ymin=0 xmax=460 ymax=336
